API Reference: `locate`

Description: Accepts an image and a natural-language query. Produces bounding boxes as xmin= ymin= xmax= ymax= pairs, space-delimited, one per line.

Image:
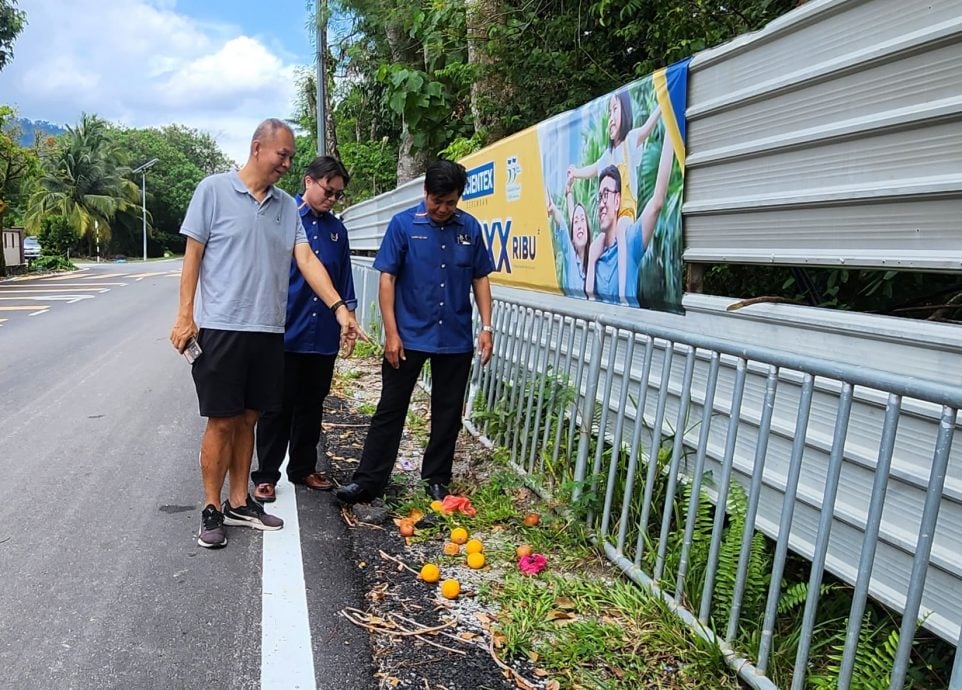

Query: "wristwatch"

xmin=481 ymin=324 xmax=494 ymax=333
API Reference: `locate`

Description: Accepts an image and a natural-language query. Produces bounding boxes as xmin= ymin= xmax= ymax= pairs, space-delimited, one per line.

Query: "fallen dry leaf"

xmin=526 ymin=650 xmax=539 ymax=662
xmin=545 ymin=681 xmax=561 ymax=690
xmin=554 ymin=597 xmax=577 ymax=610
xmin=533 ymin=668 xmax=550 ymax=677
xmin=474 ymin=612 xmax=493 ymax=626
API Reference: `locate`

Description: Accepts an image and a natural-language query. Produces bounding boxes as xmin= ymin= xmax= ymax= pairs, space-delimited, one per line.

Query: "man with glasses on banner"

xmin=252 ymin=156 xmax=357 ymax=503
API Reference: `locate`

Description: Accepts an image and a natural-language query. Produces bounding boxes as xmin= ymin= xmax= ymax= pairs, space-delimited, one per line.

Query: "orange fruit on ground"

xmin=465 ymin=539 xmax=484 ymax=555
xmin=516 ymin=544 xmax=533 ymax=559
xmin=442 ymin=541 xmax=461 ymax=556
xmin=466 ymin=552 xmax=486 ymax=569
xmin=419 ymin=563 xmax=440 ymax=583
xmin=523 ymin=513 xmax=541 ymax=527
xmin=440 ymin=579 xmax=461 ymax=599
xmin=430 ymin=500 xmax=444 ymax=512
xmin=450 ymin=527 xmax=469 ymax=544
xmin=399 ymin=519 xmax=415 ymax=537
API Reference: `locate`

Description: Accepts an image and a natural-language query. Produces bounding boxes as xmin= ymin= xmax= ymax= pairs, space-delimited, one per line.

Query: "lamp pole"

xmin=132 ymin=158 xmax=159 ymax=262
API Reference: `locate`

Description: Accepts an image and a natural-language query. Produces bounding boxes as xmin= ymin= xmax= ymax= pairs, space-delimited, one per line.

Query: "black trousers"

xmin=253 ymin=352 xmax=336 ymax=484
xmin=352 ymin=350 xmax=473 ymax=496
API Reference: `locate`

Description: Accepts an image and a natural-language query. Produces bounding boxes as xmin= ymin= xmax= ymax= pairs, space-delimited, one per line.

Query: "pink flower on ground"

xmin=518 ymin=553 xmax=547 ymax=575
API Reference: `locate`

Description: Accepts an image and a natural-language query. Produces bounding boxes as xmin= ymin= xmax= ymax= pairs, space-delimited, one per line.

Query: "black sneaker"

xmin=222 ymin=495 xmax=284 ymax=531
xmin=198 ymin=504 xmax=228 ymax=548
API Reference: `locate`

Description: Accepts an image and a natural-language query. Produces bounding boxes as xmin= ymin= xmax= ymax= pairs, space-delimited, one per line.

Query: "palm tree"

xmin=24 ymin=114 xmax=141 ymax=254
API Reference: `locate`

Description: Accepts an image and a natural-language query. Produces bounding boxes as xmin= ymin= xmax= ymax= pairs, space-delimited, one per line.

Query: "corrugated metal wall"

xmin=684 ymin=0 xmax=962 ymax=270
xmin=341 ymin=0 xmax=962 ymax=648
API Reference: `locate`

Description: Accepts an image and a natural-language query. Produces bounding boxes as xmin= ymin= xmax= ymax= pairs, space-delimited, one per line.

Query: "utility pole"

xmin=316 ymin=0 xmax=327 ymax=156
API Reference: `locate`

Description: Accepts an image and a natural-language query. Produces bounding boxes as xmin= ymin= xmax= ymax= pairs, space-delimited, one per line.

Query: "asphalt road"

xmin=0 ymin=261 xmax=374 ymax=690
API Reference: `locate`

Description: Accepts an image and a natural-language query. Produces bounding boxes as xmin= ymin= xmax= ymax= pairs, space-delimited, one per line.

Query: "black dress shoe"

xmin=335 ymin=482 xmax=374 ymax=505
xmin=425 ymin=483 xmax=450 ymax=501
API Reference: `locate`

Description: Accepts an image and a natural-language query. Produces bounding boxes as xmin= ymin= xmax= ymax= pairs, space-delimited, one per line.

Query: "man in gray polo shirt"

xmin=170 ymin=118 xmax=358 ymax=549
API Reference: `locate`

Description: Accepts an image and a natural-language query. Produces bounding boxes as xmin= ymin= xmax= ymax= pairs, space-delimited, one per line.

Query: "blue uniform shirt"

xmin=374 ymin=201 xmax=494 ymax=354
xmin=283 ymin=195 xmax=357 ymax=355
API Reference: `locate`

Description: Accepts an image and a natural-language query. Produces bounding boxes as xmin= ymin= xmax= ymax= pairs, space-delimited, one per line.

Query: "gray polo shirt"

xmin=180 ymin=171 xmax=307 ymax=333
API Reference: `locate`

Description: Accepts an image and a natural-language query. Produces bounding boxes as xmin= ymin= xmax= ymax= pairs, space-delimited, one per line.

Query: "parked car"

xmin=23 ymin=236 xmax=42 ymax=260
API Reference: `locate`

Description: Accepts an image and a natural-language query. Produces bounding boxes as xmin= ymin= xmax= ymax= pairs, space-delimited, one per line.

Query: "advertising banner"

xmin=459 ymin=58 xmax=689 ymax=313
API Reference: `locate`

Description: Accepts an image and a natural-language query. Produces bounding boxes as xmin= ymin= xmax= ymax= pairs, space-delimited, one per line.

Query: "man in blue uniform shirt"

xmin=336 ymin=159 xmax=495 ymax=504
xmin=253 ymin=156 xmax=357 ymax=502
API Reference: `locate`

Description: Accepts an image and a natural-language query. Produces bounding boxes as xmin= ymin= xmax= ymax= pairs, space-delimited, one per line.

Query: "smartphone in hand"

xmin=184 ymin=337 xmax=202 ymax=364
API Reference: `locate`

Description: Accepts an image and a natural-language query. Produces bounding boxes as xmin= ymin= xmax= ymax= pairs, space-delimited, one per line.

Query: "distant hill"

xmin=15 ymin=118 xmax=67 ymax=146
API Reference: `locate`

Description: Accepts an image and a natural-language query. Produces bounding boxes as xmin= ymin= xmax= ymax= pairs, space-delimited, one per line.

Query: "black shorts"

xmin=191 ymin=329 xmax=284 ymax=417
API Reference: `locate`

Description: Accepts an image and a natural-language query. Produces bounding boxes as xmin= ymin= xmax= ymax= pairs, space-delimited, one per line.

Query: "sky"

xmin=0 ymin=0 xmax=321 ymax=164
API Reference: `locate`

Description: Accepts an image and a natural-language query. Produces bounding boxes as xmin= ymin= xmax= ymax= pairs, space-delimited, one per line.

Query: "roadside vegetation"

xmin=332 ymin=346 xmax=955 ymax=688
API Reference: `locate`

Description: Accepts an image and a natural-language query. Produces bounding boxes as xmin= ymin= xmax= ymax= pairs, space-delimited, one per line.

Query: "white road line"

xmin=261 ymin=454 xmax=316 ymax=690
xmin=28 ymin=310 xmax=47 ymax=316
xmin=0 ymin=287 xmax=108 ymax=292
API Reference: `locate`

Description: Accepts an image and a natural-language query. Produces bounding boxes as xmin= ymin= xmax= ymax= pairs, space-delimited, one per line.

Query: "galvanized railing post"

xmin=699 ymin=357 xmax=748 ymax=624
xmin=888 ymin=405 xmax=958 ymax=690
xmin=837 ymin=393 xmax=902 ymax=690
xmin=727 ymin=365 xmax=780 ymax=641
xmin=790 ymin=382 xmax=853 ymax=689
xmin=572 ymin=321 xmax=604 ymax=502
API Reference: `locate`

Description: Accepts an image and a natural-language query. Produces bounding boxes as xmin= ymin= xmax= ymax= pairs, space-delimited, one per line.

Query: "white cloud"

xmin=0 ymin=0 xmax=303 ymax=165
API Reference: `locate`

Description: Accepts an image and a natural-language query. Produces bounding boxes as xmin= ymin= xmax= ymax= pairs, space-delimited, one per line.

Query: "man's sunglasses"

xmin=313 ymin=178 xmax=345 ymax=200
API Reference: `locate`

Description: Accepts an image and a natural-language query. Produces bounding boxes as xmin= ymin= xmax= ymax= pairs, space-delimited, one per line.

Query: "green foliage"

xmin=0 ymin=0 xmax=26 ymax=71
xmin=703 ymin=264 xmax=962 ymax=317
xmin=24 ymin=114 xmax=141 ymax=256
xmin=491 ymin=573 xmax=741 ymax=688
xmin=38 ymin=214 xmax=77 ymax=256
xmin=0 ymin=105 xmax=41 ymax=226
xmin=437 ymin=131 xmax=485 ymax=164
xmin=338 ymin=139 xmax=397 ymax=203
xmin=111 ymin=123 xmax=232 ymax=255
xmin=28 ymin=254 xmax=74 ymax=272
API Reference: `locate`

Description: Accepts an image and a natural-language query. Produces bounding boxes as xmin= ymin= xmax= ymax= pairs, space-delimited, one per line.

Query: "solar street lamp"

xmin=132 ymin=158 xmax=159 ymax=262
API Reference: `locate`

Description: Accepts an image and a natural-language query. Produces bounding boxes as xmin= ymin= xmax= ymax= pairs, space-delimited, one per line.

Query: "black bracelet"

xmin=330 ymin=299 xmax=346 ymax=314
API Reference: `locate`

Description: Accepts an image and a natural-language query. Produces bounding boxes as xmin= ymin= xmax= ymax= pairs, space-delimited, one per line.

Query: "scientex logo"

xmin=463 ymin=161 xmax=495 ymax=200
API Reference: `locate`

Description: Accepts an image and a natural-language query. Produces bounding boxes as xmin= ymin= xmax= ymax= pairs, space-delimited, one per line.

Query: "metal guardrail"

xmin=459 ymin=296 xmax=960 ymax=690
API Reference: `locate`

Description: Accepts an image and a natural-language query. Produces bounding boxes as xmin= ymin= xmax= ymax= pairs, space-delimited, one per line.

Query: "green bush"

xmin=38 ymin=215 xmax=78 ymax=257
xmin=29 ymin=255 xmax=75 ymax=272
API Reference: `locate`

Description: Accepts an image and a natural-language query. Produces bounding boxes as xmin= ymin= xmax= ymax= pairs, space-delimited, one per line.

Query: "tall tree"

xmin=0 ymin=107 xmax=40 ymax=275
xmin=0 ymin=0 xmax=25 ymax=72
xmin=24 ymin=114 xmax=140 ymax=255
xmin=464 ymin=0 xmax=503 ymax=141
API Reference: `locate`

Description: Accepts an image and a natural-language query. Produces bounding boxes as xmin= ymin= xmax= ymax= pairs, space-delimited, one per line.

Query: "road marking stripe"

xmin=0 ymin=287 xmax=107 ymax=293
xmin=29 ymin=282 xmax=127 ymax=287
xmin=28 ymin=310 xmax=48 ymax=316
xmin=29 ymin=274 xmax=73 ymax=281
xmin=261 ymin=454 xmax=316 ymax=690
xmin=125 ymin=272 xmax=166 ymax=280
xmin=0 ymin=305 xmax=49 ymax=310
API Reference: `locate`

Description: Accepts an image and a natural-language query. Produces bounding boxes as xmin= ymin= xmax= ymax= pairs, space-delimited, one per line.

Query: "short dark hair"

xmin=305 ymin=155 xmax=350 ymax=185
xmin=599 ymin=164 xmax=621 ymax=195
xmin=424 ymin=159 xmax=467 ymax=197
